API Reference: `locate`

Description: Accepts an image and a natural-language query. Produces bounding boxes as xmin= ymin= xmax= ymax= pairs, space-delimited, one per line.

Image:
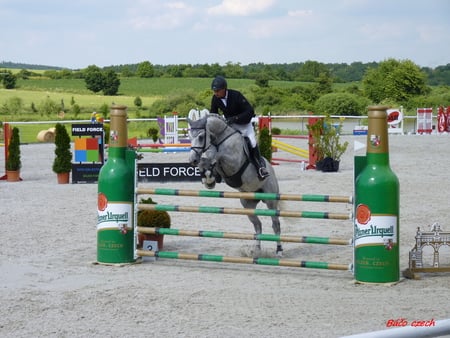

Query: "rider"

xmin=210 ymin=76 xmax=269 ymax=180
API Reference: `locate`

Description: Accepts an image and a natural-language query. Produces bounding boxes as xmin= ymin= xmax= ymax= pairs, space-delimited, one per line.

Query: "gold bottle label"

xmin=109 ymin=105 xmax=128 ymax=148
xmin=367 ymin=106 xmax=389 ymax=154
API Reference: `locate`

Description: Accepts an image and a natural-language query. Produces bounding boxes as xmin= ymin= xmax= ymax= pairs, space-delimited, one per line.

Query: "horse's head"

xmin=187 ymin=109 xmax=210 ymax=166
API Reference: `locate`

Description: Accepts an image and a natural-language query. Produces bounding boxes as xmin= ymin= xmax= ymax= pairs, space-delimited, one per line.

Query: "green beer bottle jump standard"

xmin=354 ymin=106 xmax=400 ymax=283
xmin=97 ymin=105 xmax=135 ymax=264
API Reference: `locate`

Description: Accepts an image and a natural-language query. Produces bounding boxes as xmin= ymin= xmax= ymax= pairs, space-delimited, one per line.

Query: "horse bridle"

xmin=189 ymin=126 xmax=211 ymax=157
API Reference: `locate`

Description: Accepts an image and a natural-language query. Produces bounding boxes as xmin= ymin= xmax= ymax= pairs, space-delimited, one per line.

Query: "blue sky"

xmin=1 ymin=0 xmax=449 ymax=69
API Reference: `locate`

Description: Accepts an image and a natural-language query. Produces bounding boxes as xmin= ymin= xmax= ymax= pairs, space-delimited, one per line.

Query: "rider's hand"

xmin=226 ymin=116 xmax=238 ymax=124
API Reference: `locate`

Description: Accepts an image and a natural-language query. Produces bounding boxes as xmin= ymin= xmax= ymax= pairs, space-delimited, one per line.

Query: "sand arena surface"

xmin=1 ymin=133 xmax=450 ymax=337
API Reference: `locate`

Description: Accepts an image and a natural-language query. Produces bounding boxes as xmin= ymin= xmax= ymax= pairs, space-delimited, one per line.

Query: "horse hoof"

xmin=276 ymin=245 xmax=283 ymax=257
xmin=205 ymin=182 xmax=216 ymax=189
xmin=252 ymin=246 xmax=261 ymax=257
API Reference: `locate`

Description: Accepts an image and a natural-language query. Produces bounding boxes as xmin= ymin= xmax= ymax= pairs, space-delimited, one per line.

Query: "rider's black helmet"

xmin=211 ymin=76 xmax=227 ymax=90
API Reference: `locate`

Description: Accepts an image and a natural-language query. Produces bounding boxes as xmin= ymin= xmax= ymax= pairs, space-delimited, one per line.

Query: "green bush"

xmin=314 ymin=92 xmax=370 ymax=116
xmin=138 ymin=197 xmax=171 ymax=228
xmin=147 ymin=127 xmax=159 ymax=142
xmin=259 ymin=127 xmax=272 ymax=162
xmin=271 ymin=127 xmax=281 ymax=135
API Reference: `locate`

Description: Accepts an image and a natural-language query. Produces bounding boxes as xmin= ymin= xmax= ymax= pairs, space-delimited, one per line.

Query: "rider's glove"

xmin=226 ymin=116 xmax=238 ymax=124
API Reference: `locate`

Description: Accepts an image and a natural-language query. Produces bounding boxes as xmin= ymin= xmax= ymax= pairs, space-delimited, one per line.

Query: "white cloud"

xmin=247 ymin=9 xmax=314 ymax=39
xmin=287 ymin=9 xmax=312 ymax=17
xmin=207 ymin=0 xmax=276 ymax=16
xmin=127 ymin=0 xmax=195 ymax=30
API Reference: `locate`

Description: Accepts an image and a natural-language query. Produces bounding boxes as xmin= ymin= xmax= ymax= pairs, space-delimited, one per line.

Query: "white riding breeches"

xmin=230 ymin=122 xmax=257 ymax=147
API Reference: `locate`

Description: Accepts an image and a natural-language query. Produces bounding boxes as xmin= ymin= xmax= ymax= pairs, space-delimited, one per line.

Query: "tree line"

xmin=2 ymin=59 xmax=450 ymax=85
xmin=1 ymin=59 xmax=449 ymax=117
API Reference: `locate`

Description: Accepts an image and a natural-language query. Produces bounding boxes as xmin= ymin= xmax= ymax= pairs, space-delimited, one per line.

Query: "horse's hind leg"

xmin=241 ymin=199 xmax=262 ymax=256
xmin=271 ymin=215 xmax=283 ymax=257
xmin=247 ymin=214 xmax=262 ymax=255
xmin=268 ymin=201 xmax=283 ymax=256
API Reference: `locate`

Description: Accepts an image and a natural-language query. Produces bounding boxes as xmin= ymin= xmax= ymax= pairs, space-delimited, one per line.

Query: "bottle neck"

xmin=366 ymin=107 xmax=390 ymax=165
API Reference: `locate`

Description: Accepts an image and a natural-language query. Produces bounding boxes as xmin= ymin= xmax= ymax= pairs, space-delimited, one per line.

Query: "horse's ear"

xmin=200 ymin=109 xmax=210 ymax=118
xmin=188 ymin=109 xmax=199 ymax=121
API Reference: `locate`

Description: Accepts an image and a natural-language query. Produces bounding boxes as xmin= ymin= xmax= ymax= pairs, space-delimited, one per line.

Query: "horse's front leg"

xmin=198 ymin=157 xmax=216 ymax=189
xmin=271 ymin=215 xmax=283 ymax=257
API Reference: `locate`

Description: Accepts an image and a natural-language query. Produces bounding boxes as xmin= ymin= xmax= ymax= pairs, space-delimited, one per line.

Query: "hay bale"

xmin=37 ymin=130 xmax=55 ymax=143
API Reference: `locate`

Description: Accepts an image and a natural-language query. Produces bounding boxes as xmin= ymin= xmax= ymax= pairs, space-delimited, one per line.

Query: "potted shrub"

xmin=308 ymin=116 xmax=349 ymax=172
xmin=52 ymin=123 xmax=72 ymax=184
xmin=6 ymin=126 xmax=22 ymax=182
xmin=258 ymin=127 xmax=272 ymax=162
xmin=137 ymin=197 xmax=171 ymax=250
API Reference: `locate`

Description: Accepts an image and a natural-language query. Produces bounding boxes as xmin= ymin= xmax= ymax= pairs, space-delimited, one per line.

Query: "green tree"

xmin=40 ymin=97 xmax=60 ymax=117
xmin=2 ymin=70 xmax=17 ymax=89
xmin=84 ymin=65 xmax=105 ymax=93
xmin=224 ymin=61 xmax=244 ymax=79
xmin=72 ymin=103 xmax=81 ymax=118
xmin=296 ymin=60 xmax=329 ymax=82
xmin=121 ymin=66 xmax=134 ymax=77
xmin=0 ymin=97 xmax=23 ymax=115
xmin=134 ymin=96 xmax=143 ymax=108
xmin=314 ymin=72 xmax=333 ymax=95
xmin=362 ymin=59 xmax=429 ymax=103
xmin=102 ymin=69 xmax=120 ymax=95
xmin=255 ymin=74 xmax=269 ymax=88
xmin=314 ymin=93 xmax=370 ymax=116
xmin=136 ymin=61 xmax=154 ymax=78
xmin=98 ymin=103 xmax=109 ymax=119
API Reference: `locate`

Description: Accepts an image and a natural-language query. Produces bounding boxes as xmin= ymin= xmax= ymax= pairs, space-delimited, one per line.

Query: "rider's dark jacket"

xmin=210 ymin=89 xmax=255 ymax=124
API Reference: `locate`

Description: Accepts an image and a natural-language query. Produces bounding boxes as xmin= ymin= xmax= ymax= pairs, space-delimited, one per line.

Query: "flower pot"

xmin=57 ymin=172 xmax=70 ymax=184
xmin=321 ymin=157 xmax=340 ymax=172
xmin=6 ymin=170 xmax=21 ymax=182
xmin=138 ymin=233 xmax=164 ymax=251
xmin=315 ymin=159 xmax=324 ymax=171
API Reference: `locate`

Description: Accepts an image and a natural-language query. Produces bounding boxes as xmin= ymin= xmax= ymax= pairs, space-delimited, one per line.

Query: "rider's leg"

xmin=234 ymin=123 xmax=270 ymax=179
xmin=249 ymin=144 xmax=270 ymax=179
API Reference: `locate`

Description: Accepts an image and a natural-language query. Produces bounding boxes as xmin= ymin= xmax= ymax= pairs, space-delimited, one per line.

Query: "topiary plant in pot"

xmin=6 ymin=126 xmax=22 ymax=182
xmin=258 ymin=127 xmax=272 ymax=162
xmin=137 ymin=197 xmax=171 ymax=250
xmin=52 ymin=123 xmax=72 ymax=183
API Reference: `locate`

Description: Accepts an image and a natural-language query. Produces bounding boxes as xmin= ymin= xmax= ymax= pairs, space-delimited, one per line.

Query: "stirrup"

xmin=258 ymin=167 xmax=270 ymax=179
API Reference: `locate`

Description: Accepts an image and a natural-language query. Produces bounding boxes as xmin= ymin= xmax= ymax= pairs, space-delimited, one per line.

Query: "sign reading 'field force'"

xmin=137 ymin=162 xmax=202 ymax=183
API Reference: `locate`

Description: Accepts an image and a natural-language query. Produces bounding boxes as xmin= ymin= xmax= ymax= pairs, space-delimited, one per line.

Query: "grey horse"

xmin=187 ymin=109 xmax=282 ymax=256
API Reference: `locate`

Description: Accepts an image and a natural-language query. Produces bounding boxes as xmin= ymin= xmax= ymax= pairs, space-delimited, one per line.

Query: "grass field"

xmin=0 ymin=77 xmax=309 ymax=143
xmin=1 ymin=120 xmax=174 ymax=144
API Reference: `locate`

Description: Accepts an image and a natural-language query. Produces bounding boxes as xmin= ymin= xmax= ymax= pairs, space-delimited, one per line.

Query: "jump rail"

xmin=138 ymin=227 xmax=352 ymax=246
xmin=136 ymin=187 xmax=353 ymax=204
xmin=136 ymin=249 xmax=352 ymax=271
xmin=137 ymin=203 xmax=353 ymax=220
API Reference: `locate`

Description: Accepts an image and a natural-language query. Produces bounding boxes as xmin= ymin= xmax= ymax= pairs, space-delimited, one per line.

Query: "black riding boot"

xmin=250 ymin=145 xmax=270 ymax=180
